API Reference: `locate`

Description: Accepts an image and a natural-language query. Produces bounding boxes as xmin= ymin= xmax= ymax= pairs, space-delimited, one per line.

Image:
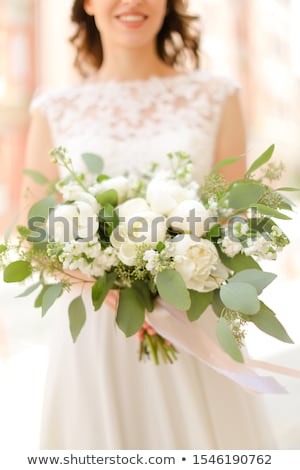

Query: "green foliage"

xmin=23 ymin=169 xmax=49 ymax=185
xmin=251 ymin=204 xmax=291 ymax=220
xmin=220 ymin=282 xmax=260 ymax=315
xmin=156 ymin=270 xmax=191 ymax=311
xmin=187 ymin=290 xmax=213 ymax=321
xmin=132 ymin=280 xmax=154 ymax=312
xmin=217 ymin=317 xmax=244 ymax=363
xmin=41 ymin=283 xmax=63 ymax=317
xmin=228 ymin=269 xmax=277 ymax=295
xmin=246 ymin=144 xmax=275 ymax=177
xmin=15 ymin=281 xmax=41 ymax=298
xmin=68 ymin=296 xmax=87 ymax=342
xmin=81 ymin=153 xmax=104 ymax=174
xmin=27 ymin=195 xmax=57 ymax=225
xmin=96 ymin=189 xmax=118 ymax=207
xmin=116 ymin=288 xmax=145 ymax=337
xmin=4 ymin=261 xmax=32 ymax=283
xmin=218 ymin=250 xmax=262 ymax=272
xmin=227 ymin=182 xmax=265 ymax=210
xmin=249 ymin=302 xmax=294 ymax=344
xmin=92 ymin=272 xmax=117 ymax=311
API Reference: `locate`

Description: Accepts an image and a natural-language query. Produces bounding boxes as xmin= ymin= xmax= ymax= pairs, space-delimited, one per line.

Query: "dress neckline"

xmin=81 ymin=68 xmax=204 ymax=88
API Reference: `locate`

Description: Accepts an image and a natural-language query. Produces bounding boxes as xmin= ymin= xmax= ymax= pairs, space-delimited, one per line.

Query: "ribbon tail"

xmin=146 ymin=299 xmax=296 ymax=395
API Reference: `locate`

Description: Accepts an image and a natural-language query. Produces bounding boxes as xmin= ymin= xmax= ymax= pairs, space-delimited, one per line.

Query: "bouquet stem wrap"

xmin=105 ymin=291 xmax=300 ymax=394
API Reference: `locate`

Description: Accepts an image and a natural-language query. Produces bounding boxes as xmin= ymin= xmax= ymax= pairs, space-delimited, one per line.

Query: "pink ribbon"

xmin=105 ymin=291 xmax=300 ymax=394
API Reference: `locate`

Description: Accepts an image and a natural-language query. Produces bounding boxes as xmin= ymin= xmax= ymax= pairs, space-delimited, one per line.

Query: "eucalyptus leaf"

xmin=187 ymin=290 xmax=213 ymax=321
xmin=116 ymin=287 xmax=145 ymax=337
xmin=276 ymin=187 xmax=300 ymax=192
xmin=132 ymin=280 xmax=154 ymax=312
xmin=27 ymin=195 xmax=57 ymax=225
xmin=212 ymin=155 xmax=245 ymax=172
xmin=228 ymin=269 xmax=277 ymax=294
xmin=42 ymin=283 xmax=63 ymax=317
xmin=92 ymin=272 xmax=117 ymax=311
xmin=228 ymin=182 xmax=265 ymax=210
xmin=156 ymin=270 xmax=191 ymax=311
xmin=68 ymin=296 xmax=87 ymax=342
xmin=211 ymin=290 xmax=225 ymax=317
xmin=246 ymin=144 xmax=275 ymax=177
xmin=220 ymin=282 xmax=260 ymax=315
xmin=34 ymin=286 xmax=48 ymax=308
xmin=4 ymin=261 xmax=32 ymax=283
xmin=218 ymin=250 xmax=262 ymax=272
xmin=250 ymin=302 xmax=294 ymax=344
xmin=217 ymin=317 xmax=244 ymax=363
xmin=81 ymin=153 xmax=104 ymax=174
xmin=15 ymin=281 xmax=41 ymax=298
xmin=251 ymin=204 xmax=291 ymax=220
xmin=23 ymin=169 xmax=49 ymax=185
xmin=0 ymin=244 xmax=7 ymax=254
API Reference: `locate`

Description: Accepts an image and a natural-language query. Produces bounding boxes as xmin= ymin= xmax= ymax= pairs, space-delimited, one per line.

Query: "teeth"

xmin=119 ymin=15 xmax=146 ymax=22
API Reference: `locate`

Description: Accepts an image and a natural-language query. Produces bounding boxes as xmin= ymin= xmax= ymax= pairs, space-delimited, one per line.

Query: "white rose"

xmin=116 ymin=198 xmax=150 ymax=220
xmin=59 ymin=183 xmax=100 ymax=213
xmin=48 ymin=201 xmax=99 ymax=243
xmin=90 ymin=176 xmax=129 ymax=203
xmin=168 ymin=200 xmax=211 ymax=237
xmin=146 ymin=178 xmax=196 ymax=215
xmin=110 ymin=211 xmax=167 ymax=266
xmin=172 ymin=235 xmax=228 ymax=292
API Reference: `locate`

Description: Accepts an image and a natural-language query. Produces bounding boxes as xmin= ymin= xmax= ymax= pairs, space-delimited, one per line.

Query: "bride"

xmin=24 ymin=0 xmax=276 ymax=449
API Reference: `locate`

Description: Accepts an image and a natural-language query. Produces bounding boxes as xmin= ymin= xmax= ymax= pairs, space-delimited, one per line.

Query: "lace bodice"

xmin=30 ymin=70 xmax=239 ymax=182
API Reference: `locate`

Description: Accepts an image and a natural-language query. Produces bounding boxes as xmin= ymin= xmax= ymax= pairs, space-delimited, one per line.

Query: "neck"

xmin=96 ymin=42 xmax=177 ymax=82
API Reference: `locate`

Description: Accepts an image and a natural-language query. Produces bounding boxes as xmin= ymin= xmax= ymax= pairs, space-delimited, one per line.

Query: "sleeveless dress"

xmin=31 ymin=70 xmax=277 ymax=450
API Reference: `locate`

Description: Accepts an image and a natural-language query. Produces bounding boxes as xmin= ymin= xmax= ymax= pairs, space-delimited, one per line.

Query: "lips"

xmin=115 ymin=12 xmax=148 ymax=23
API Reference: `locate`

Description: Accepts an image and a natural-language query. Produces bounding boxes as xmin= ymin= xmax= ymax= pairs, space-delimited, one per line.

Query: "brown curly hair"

xmin=70 ymin=0 xmax=201 ymax=77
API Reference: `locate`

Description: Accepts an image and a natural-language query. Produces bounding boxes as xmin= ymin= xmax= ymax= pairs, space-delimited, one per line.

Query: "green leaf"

xmin=97 ymin=174 xmax=110 ymax=183
xmin=229 ymin=269 xmax=277 ymax=295
xmin=217 ymin=318 xmax=244 ymax=363
xmin=276 ymin=187 xmax=300 ymax=192
xmin=250 ymin=301 xmax=294 ymax=344
xmin=15 ymin=281 xmax=41 ymax=298
xmin=68 ymin=296 xmax=87 ymax=342
xmin=246 ymin=144 xmax=275 ymax=177
xmin=81 ymin=153 xmax=104 ymax=174
xmin=96 ymin=189 xmax=118 ymax=207
xmin=0 ymin=244 xmax=7 ymax=254
xmin=42 ymin=283 xmax=63 ymax=317
xmin=218 ymin=250 xmax=262 ymax=272
xmin=27 ymin=195 xmax=57 ymax=225
xmin=207 ymin=223 xmax=221 ymax=240
xmin=34 ymin=286 xmax=48 ymax=308
xmin=212 ymin=155 xmax=245 ymax=172
xmin=23 ymin=168 xmax=49 ymax=185
xmin=228 ymin=182 xmax=265 ymax=210
xmin=156 ymin=270 xmax=191 ymax=311
xmin=251 ymin=204 xmax=291 ymax=220
xmin=187 ymin=290 xmax=213 ymax=321
xmin=4 ymin=261 xmax=32 ymax=283
xmin=116 ymin=287 xmax=145 ymax=337
xmin=220 ymin=282 xmax=260 ymax=315
xmin=92 ymin=272 xmax=117 ymax=311
xmin=211 ymin=290 xmax=225 ymax=317
xmin=132 ymin=280 xmax=154 ymax=312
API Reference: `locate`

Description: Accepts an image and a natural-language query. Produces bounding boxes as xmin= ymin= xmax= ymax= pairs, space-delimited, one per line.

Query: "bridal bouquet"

xmin=1 ymin=145 xmax=297 ymax=366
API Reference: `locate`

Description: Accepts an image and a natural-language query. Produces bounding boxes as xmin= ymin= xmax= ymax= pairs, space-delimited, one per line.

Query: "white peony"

xmin=116 ymin=198 xmax=150 ymax=221
xmin=171 ymin=235 xmax=228 ymax=292
xmin=90 ymin=176 xmax=129 ymax=203
xmin=168 ymin=200 xmax=211 ymax=237
xmin=48 ymin=201 xmax=99 ymax=243
xmin=111 ymin=210 xmax=167 ymax=266
xmin=146 ymin=178 xmax=197 ymax=215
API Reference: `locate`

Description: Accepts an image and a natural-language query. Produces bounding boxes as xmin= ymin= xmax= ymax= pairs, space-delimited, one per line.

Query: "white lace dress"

xmin=31 ymin=70 xmax=276 ymax=450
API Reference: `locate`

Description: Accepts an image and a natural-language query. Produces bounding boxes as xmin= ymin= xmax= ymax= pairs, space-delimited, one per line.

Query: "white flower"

xmin=221 ymin=237 xmax=243 ymax=258
xmin=90 ymin=176 xmax=129 ymax=203
xmin=58 ymin=183 xmax=100 ymax=213
xmin=143 ymin=249 xmax=160 ymax=275
xmin=171 ymin=235 xmax=228 ymax=292
xmin=48 ymin=201 xmax=99 ymax=243
xmin=168 ymin=200 xmax=211 ymax=237
xmin=111 ymin=210 xmax=167 ymax=266
xmin=146 ymin=178 xmax=196 ymax=215
xmin=116 ymin=198 xmax=150 ymax=221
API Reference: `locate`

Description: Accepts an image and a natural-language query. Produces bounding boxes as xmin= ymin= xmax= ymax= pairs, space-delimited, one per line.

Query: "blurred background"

xmin=0 ymin=0 xmax=300 ymax=451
